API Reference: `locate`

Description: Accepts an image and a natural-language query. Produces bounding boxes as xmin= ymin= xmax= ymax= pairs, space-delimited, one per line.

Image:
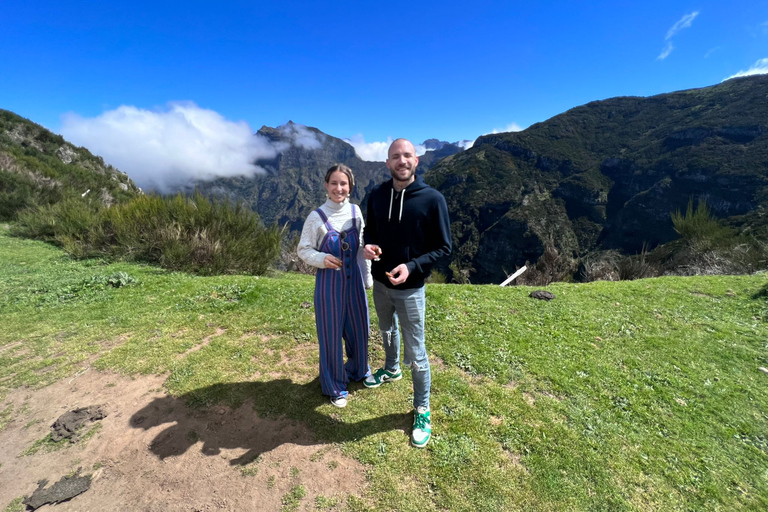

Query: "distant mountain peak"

xmin=422 ymin=139 xmax=450 ymax=151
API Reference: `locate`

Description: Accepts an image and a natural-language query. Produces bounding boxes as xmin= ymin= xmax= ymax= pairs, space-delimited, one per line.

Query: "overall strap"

xmin=349 ymin=203 xmax=361 ymax=233
xmin=315 ymin=208 xmax=334 ymax=232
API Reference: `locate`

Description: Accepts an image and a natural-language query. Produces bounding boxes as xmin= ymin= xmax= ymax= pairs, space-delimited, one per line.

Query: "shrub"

xmin=13 ymin=192 xmax=283 ymax=276
xmin=0 ymin=169 xmax=63 ymax=221
xmin=102 ymin=192 xmax=283 ymax=275
xmin=665 ymin=199 xmax=768 ymax=275
xmin=671 ymin=198 xmax=734 ymax=250
xmin=449 ymin=260 xmax=474 ymax=284
xmin=426 ymin=270 xmax=447 ymax=284
xmin=518 ymin=242 xmax=576 ymax=286
xmin=577 ymin=250 xmax=621 ymax=282
xmin=617 ymin=243 xmax=656 ymax=281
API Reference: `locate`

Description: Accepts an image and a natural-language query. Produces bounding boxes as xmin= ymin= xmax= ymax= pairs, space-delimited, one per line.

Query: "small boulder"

xmin=529 ymin=290 xmax=556 ymax=301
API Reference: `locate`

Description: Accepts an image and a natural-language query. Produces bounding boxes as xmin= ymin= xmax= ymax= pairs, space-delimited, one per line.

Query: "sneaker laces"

xmin=414 ymin=412 xmax=430 ymax=430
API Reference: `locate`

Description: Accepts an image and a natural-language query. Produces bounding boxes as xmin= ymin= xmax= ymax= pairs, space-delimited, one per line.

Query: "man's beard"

xmin=391 ymin=167 xmax=414 ymax=183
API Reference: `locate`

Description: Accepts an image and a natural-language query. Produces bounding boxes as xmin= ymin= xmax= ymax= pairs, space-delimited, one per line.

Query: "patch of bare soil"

xmin=0 ymin=371 xmax=368 ymax=511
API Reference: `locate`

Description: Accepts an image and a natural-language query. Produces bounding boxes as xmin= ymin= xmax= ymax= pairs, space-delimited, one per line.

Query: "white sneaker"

xmin=411 ymin=406 xmax=431 ymax=448
xmin=330 ymin=396 xmax=347 ymax=408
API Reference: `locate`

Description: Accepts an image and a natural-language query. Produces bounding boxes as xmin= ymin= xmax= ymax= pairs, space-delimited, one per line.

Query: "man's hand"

xmin=363 ymin=244 xmax=381 ymax=260
xmin=387 ymin=264 xmax=409 ymax=285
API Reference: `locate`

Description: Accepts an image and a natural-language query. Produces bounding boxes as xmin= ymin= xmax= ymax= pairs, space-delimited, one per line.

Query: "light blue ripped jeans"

xmin=372 ymin=282 xmax=430 ymax=409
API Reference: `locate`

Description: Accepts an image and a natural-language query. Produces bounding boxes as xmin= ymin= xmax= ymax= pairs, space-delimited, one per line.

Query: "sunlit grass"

xmin=2 ymin=225 xmax=767 ymax=511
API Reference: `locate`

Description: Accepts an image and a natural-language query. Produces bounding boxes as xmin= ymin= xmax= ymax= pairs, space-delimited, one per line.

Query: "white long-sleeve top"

xmin=298 ymin=198 xmax=373 ymax=288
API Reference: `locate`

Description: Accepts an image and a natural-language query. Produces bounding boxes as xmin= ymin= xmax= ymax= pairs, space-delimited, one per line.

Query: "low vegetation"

xmin=521 ymin=199 xmax=768 ymax=285
xmin=12 ymin=192 xmax=282 ymax=275
xmin=2 ymin=225 xmax=767 ymax=511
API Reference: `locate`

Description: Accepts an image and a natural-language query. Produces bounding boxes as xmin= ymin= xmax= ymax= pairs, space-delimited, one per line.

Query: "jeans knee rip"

xmin=411 ymin=361 xmax=429 ymax=372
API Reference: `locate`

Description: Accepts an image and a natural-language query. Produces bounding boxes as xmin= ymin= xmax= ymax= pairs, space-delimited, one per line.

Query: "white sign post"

xmin=499 ymin=266 xmax=527 ymax=287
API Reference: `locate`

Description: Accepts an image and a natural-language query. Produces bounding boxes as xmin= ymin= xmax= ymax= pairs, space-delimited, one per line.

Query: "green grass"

xmin=2 ymin=225 xmax=767 ymax=511
xmin=315 ymin=494 xmax=340 ymax=509
xmin=21 ymin=433 xmax=71 ymax=456
xmin=240 ymin=461 xmax=260 ymax=477
xmin=281 ymin=485 xmax=307 ymax=511
xmin=2 ymin=497 xmax=24 ymax=512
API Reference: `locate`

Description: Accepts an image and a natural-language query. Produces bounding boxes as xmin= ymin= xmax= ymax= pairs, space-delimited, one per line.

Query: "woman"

xmin=298 ymin=164 xmax=372 ymax=407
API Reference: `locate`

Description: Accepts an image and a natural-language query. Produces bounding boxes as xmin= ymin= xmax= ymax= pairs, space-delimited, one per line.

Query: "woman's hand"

xmin=323 ymin=255 xmax=342 ymax=269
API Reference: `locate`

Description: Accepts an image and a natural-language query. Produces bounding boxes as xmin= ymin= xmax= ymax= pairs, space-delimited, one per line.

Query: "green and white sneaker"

xmin=363 ymin=368 xmax=402 ymax=388
xmin=411 ymin=406 xmax=431 ymax=448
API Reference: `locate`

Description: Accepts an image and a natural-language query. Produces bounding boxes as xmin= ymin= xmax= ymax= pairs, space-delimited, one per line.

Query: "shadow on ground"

xmin=130 ymin=378 xmax=410 ymax=465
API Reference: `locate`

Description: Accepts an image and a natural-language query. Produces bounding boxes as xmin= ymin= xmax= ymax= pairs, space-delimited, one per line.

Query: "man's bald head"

xmin=386 ymin=138 xmax=419 ymax=190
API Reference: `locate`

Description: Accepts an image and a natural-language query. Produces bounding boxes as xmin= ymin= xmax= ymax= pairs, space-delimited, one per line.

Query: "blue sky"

xmin=2 ymin=1 xmax=767 ymax=187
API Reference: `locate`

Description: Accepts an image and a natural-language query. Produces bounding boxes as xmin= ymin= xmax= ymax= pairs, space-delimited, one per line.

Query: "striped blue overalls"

xmin=314 ymin=206 xmax=370 ymax=399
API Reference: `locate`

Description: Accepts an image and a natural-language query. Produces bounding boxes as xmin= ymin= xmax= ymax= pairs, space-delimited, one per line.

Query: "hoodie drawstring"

xmin=388 ymin=187 xmax=405 ymax=223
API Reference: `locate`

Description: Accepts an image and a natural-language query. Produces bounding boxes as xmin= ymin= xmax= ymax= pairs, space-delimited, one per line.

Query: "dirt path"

xmin=0 ymin=371 xmax=368 ymax=511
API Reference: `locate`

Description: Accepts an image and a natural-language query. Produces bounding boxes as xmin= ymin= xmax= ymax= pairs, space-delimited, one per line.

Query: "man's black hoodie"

xmin=364 ymin=175 xmax=452 ymax=289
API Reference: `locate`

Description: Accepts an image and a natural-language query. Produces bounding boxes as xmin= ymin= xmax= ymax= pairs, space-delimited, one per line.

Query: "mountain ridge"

xmin=427 ymin=75 xmax=768 ymax=282
xmin=192 ymin=126 xmax=463 ymax=231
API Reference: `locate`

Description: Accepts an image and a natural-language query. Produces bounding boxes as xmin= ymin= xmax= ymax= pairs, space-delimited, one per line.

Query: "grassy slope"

xmin=1 ymin=224 xmax=767 ymax=511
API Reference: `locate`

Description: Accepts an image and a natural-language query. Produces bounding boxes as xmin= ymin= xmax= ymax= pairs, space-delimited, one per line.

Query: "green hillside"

xmin=2 ymin=226 xmax=767 ymax=511
xmin=0 ymin=109 xmax=141 ymax=220
xmin=428 ymin=75 xmax=768 ymax=283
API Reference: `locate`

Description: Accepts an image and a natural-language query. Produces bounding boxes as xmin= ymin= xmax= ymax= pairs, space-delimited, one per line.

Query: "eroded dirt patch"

xmin=0 ymin=371 xmax=368 ymax=511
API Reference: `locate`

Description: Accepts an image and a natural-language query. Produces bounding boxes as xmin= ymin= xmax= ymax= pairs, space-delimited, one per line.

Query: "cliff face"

xmin=193 ymin=125 xmax=460 ymax=231
xmin=193 ymin=123 xmax=389 ymax=231
xmin=427 ymin=75 xmax=768 ymax=283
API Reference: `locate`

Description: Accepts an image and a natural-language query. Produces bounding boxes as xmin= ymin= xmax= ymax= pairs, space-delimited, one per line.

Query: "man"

xmin=362 ymin=138 xmax=452 ymax=448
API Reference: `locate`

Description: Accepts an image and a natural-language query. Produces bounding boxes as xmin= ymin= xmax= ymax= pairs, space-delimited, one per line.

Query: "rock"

xmin=23 ymin=470 xmax=92 ymax=510
xmin=50 ymin=405 xmax=107 ymax=442
xmin=56 ymin=145 xmax=78 ymax=164
xmin=529 ymin=290 xmax=555 ymax=301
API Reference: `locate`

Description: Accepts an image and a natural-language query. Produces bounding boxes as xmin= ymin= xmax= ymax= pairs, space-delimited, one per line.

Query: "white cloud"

xmin=657 ymin=11 xmax=699 ymax=60
xmin=486 ymin=122 xmax=524 ymax=135
xmin=704 ymin=46 xmax=720 ymax=59
xmin=60 ymin=103 xmax=299 ymax=191
xmin=279 ymin=122 xmax=324 ymax=150
xmin=657 ymin=42 xmax=674 ymax=60
xmin=723 ymin=57 xmax=768 ymax=81
xmin=345 ymin=135 xmax=392 ymax=161
xmin=344 ymin=135 xmax=427 ymax=162
xmin=666 ymin=11 xmax=699 ymax=40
